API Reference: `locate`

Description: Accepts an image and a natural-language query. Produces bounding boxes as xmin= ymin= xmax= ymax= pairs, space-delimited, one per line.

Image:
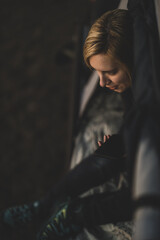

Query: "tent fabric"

xmin=124 ymin=0 xmax=160 ymax=185
xmin=125 ymin=0 xmax=160 ymax=239
xmin=154 ymin=0 xmax=160 ymax=37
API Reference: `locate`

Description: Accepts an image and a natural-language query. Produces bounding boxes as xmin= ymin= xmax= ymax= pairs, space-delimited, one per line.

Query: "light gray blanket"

xmin=70 ymin=89 xmax=134 ymax=240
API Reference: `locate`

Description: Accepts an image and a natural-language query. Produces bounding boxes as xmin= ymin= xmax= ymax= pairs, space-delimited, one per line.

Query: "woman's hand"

xmin=98 ymin=135 xmax=111 ymax=147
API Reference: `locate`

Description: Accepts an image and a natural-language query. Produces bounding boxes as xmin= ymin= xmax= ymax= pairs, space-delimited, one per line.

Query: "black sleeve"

xmin=68 ymin=187 xmax=132 ymax=227
xmin=94 ymin=133 xmax=126 ymax=161
xmin=45 ymin=134 xmax=127 ymax=209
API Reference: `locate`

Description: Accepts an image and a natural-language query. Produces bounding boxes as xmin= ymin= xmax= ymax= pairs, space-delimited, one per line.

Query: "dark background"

xmin=0 ymin=0 xmax=89 ymax=210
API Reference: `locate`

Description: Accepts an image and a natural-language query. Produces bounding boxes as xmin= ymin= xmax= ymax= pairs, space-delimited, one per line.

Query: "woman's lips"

xmin=109 ymin=85 xmax=118 ymax=90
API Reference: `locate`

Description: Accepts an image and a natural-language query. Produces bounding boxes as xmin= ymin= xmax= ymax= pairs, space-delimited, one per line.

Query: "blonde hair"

xmin=83 ymin=9 xmax=133 ymax=79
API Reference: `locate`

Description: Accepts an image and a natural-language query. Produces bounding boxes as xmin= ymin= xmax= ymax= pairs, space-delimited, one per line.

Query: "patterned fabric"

xmin=70 ymin=88 xmax=134 ymax=240
xmin=37 ymin=198 xmax=83 ymax=240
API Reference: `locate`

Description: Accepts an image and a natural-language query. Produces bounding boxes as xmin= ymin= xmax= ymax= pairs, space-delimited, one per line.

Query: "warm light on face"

xmin=89 ymin=54 xmax=131 ymax=93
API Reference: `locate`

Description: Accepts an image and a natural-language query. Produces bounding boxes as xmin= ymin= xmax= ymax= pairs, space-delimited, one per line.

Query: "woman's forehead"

xmin=89 ymin=53 xmax=118 ymax=71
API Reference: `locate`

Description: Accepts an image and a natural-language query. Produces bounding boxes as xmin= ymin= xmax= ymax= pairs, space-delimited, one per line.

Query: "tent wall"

xmin=126 ymin=0 xmax=160 ymax=239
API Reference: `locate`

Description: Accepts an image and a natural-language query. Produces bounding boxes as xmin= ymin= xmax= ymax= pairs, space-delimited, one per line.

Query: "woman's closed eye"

xmin=107 ymin=68 xmax=118 ymax=75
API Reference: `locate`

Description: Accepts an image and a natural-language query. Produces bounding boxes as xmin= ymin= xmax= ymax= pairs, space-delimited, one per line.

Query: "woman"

xmin=1 ymin=9 xmax=135 ymax=240
xmin=37 ymin=9 xmax=135 ymax=240
xmin=84 ymin=9 xmax=133 ymax=94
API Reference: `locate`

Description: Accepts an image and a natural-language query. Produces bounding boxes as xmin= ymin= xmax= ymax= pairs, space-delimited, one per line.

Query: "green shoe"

xmin=37 ymin=198 xmax=84 ymax=240
xmin=1 ymin=200 xmax=47 ymax=230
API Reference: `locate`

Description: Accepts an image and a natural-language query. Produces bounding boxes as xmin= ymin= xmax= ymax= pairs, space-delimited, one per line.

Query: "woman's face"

xmin=89 ymin=53 xmax=131 ymax=93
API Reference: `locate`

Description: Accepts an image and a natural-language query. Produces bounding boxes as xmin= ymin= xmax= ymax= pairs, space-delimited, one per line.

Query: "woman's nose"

xmin=99 ymin=76 xmax=111 ymax=87
xmin=99 ymin=75 xmax=105 ymax=87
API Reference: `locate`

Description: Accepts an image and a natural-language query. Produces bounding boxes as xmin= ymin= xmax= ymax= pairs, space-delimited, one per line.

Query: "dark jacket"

xmin=67 ymin=88 xmax=135 ymax=227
